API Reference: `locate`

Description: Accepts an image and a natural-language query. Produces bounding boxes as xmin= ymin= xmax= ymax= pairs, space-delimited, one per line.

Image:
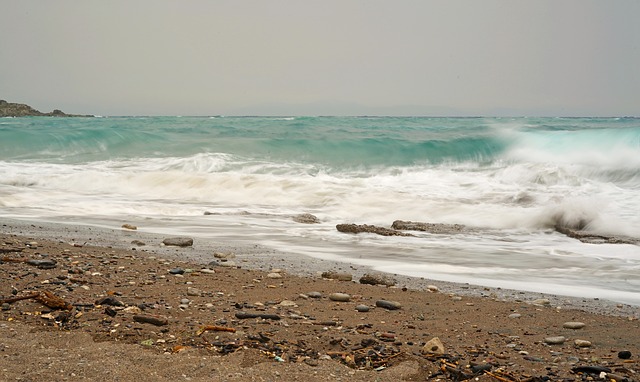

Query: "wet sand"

xmin=1 ymin=219 xmax=639 ymax=381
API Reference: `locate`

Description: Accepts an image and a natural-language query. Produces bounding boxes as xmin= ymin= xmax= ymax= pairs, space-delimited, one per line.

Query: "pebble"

xmin=162 ymin=237 xmax=194 ymax=247
xmin=574 ymin=339 xmax=592 ymax=347
xmin=321 ymin=271 xmax=353 ymax=281
xmin=307 ymin=291 xmax=322 ymax=299
xmin=219 ymin=261 xmax=237 ymax=268
xmin=355 ymin=304 xmax=370 ymax=312
xmin=180 ymin=298 xmax=190 ymax=305
xmin=267 ymin=273 xmax=282 ymax=279
xmin=563 ymin=321 xmax=586 ymax=329
xmin=329 ymin=293 xmax=351 ymax=302
xmin=508 ymin=313 xmax=521 ymax=319
xmin=199 ymin=268 xmax=216 ymax=274
xmin=121 ymin=224 xmax=137 ymax=230
xmin=427 ymin=285 xmax=439 ymax=292
xmin=1 ymin=303 xmax=10 ymax=311
xmin=187 ymin=287 xmax=202 ymax=296
xmin=278 ymin=300 xmax=297 ymax=307
xmin=169 ymin=268 xmax=185 ymax=275
xmin=532 ymin=298 xmax=551 ymax=306
xmin=214 ymin=252 xmax=235 ymax=260
xmin=375 ymin=300 xmax=401 ymax=310
xmin=544 ymin=336 xmax=566 ymax=345
xmin=422 ymin=337 xmax=445 ymax=355
xmin=359 ymin=273 xmax=396 ymax=286
xmin=618 ymin=350 xmax=632 ymax=359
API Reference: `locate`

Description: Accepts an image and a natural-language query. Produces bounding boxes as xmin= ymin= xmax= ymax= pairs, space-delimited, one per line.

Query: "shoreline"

xmin=3 ymin=217 xmax=638 ymax=317
xmin=1 ymin=219 xmax=639 ymax=381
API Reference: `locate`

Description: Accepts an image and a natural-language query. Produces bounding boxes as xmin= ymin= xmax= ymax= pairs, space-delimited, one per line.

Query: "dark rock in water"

xmin=336 ymin=223 xmax=413 ymax=237
xmin=162 ymin=237 xmax=194 ymax=247
xmin=293 ymin=213 xmax=320 ymax=224
xmin=554 ymin=225 xmax=638 ymax=245
xmin=359 ymin=273 xmax=396 ymax=286
xmin=391 ymin=220 xmax=466 ymax=234
xmin=618 ymin=350 xmax=632 ymax=359
xmin=376 ymin=300 xmax=402 ymax=310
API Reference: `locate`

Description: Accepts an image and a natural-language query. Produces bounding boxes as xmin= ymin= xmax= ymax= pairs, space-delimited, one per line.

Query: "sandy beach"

xmin=1 ymin=220 xmax=639 ymax=381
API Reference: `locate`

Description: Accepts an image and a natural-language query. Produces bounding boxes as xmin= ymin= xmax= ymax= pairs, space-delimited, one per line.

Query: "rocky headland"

xmin=0 ymin=99 xmax=91 ymax=117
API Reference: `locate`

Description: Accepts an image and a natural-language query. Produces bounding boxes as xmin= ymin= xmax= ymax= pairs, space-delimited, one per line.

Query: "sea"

xmin=1 ymin=116 xmax=639 ymax=305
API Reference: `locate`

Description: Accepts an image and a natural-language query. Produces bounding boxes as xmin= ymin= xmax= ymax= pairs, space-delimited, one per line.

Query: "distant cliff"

xmin=0 ymin=100 xmax=91 ymax=117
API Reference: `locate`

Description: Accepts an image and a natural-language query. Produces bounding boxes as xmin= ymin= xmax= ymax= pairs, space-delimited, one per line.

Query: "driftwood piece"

xmin=1 ymin=290 xmax=72 ymax=310
xmin=0 ymin=247 xmax=23 ymax=254
xmin=196 ymin=325 xmax=237 ymax=335
xmin=336 ymin=224 xmax=413 ymax=237
xmin=0 ymin=292 xmax=40 ymax=304
xmin=235 ymin=312 xmax=281 ymax=320
xmin=35 ymin=290 xmax=73 ymax=310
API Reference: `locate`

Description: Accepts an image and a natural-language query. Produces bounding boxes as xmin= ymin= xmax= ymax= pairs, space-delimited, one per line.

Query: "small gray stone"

xmin=187 ymin=287 xmax=202 ymax=296
xmin=180 ymin=298 xmax=190 ymax=305
xmin=162 ymin=237 xmax=194 ymax=247
xmin=307 ymin=291 xmax=322 ymax=299
xmin=321 ymin=271 xmax=352 ymax=281
xmin=1 ymin=303 xmax=10 ymax=311
xmin=355 ymin=304 xmax=370 ymax=312
xmin=359 ymin=273 xmax=396 ymax=286
xmin=199 ymin=268 xmax=216 ymax=274
xmin=544 ymin=336 xmax=566 ymax=345
xmin=375 ymin=300 xmax=402 ymax=310
xmin=293 ymin=213 xmax=320 ymax=224
xmin=169 ymin=268 xmax=185 ymax=275
xmin=329 ymin=293 xmax=351 ymax=302
xmin=267 ymin=272 xmax=282 ymax=279
xmin=563 ymin=321 xmax=585 ymax=329
xmin=508 ymin=313 xmax=522 ymax=319
xmin=532 ymin=298 xmax=551 ymax=306
xmin=574 ymin=339 xmax=592 ymax=347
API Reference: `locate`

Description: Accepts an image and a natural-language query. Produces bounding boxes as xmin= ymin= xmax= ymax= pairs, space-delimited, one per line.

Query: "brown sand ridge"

xmin=1 ymin=231 xmax=639 ymax=382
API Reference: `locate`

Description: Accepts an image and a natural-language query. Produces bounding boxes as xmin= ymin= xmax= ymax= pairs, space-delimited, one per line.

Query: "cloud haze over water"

xmin=1 ymin=1 xmax=639 ymax=117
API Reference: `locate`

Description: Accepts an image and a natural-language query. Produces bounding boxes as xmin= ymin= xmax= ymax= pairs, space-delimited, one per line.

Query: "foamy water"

xmin=1 ymin=116 xmax=639 ymax=304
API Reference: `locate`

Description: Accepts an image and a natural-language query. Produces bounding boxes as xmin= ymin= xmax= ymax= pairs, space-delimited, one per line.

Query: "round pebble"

xmin=168 ymin=268 xmax=184 ymax=275
xmin=544 ymin=336 xmax=566 ymax=345
xmin=375 ymin=300 xmax=402 ymax=310
xmin=618 ymin=350 xmax=632 ymax=359
xmin=532 ymin=298 xmax=551 ymax=306
xmin=563 ymin=321 xmax=586 ymax=329
xmin=329 ymin=293 xmax=351 ymax=302
xmin=267 ymin=272 xmax=282 ymax=279
xmin=508 ymin=313 xmax=521 ymax=319
xmin=574 ymin=339 xmax=592 ymax=348
xmin=307 ymin=291 xmax=322 ymax=299
xmin=355 ymin=304 xmax=370 ymax=312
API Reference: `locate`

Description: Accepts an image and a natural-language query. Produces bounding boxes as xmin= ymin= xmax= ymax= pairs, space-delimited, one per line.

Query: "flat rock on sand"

xmin=0 ymin=232 xmax=639 ymax=382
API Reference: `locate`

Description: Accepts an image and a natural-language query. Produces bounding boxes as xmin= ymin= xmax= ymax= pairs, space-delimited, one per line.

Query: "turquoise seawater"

xmin=1 ymin=116 xmax=639 ymax=304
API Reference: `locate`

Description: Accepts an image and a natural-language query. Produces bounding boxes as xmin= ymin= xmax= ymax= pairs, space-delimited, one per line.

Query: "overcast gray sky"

xmin=1 ymin=1 xmax=639 ymax=116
